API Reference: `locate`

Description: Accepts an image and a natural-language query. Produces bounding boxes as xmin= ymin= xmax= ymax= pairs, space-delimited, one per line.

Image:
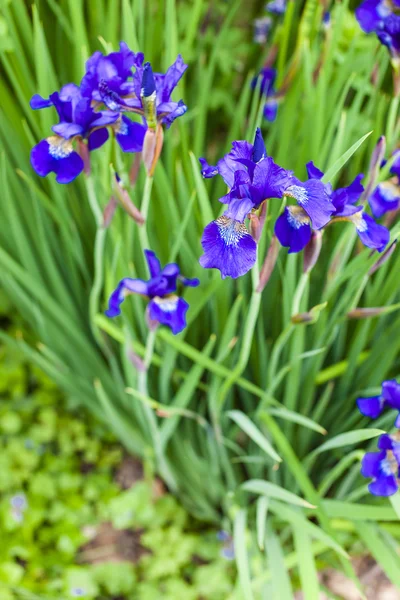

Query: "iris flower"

xmin=357 ymin=379 xmax=400 ymax=427
xmin=356 ymin=0 xmax=400 ymax=57
xmin=251 ymin=68 xmax=279 ymax=122
xmin=105 ymin=250 xmax=199 ymax=335
xmin=361 ymin=433 xmax=400 ymax=496
xmin=30 ymin=84 xmax=119 ymax=183
xmin=199 ymin=128 xmax=291 ymax=278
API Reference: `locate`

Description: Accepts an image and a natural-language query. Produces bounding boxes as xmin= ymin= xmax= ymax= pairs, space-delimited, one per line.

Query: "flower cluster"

xmin=357 ymin=379 xmax=400 ymax=496
xmin=30 ymin=42 xmax=187 ymax=183
xmin=106 ymin=250 xmax=199 ymax=335
xmin=369 ymin=150 xmax=400 ymax=218
xmin=199 ymin=128 xmax=390 ymax=279
xmin=356 ymin=0 xmax=400 ymax=58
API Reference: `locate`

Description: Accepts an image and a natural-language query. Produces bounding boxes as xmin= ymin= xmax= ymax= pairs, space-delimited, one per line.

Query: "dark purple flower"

xmin=105 ymin=250 xmax=199 ymax=334
xmin=266 ymin=0 xmax=287 ymax=15
xmin=369 ymin=180 xmax=400 ymax=217
xmin=361 ymin=434 xmax=400 ymax=496
xmin=251 ymin=68 xmax=279 ymax=122
xmin=390 ymin=149 xmax=400 ymax=178
xmin=357 ymin=395 xmax=385 ymax=419
xmin=274 ymin=206 xmax=312 ymax=253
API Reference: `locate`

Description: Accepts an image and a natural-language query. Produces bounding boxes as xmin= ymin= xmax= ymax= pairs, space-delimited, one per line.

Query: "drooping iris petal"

xmin=148 ymin=296 xmax=188 ymax=334
xmin=30 ymin=138 xmax=84 ymax=184
xmin=105 ymin=278 xmax=149 ymax=317
xmin=368 ymin=473 xmax=398 ymax=496
xmin=274 ymin=206 xmax=311 ymax=253
xmin=361 ymin=450 xmax=385 ymax=478
xmin=369 ymin=181 xmax=400 ymax=218
xmin=356 ymin=395 xmax=384 ymax=419
xmin=88 ymin=128 xmax=109 ymax=151
xmin=284 ymin=178 xmax=334 ymax=229
xmin=199 ymin=216 xmax=257 ymax=279
xmin=350 ymin=212 xmax=389 ymax=252
xmin=251 ymin=156 xmax=292 ymax=204
xmin=115 ymin=116 xmax=146 ymax=153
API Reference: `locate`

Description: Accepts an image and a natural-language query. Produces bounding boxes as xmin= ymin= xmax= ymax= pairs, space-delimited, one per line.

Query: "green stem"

xmin=139 ymin=175 xmax=153 ymax=256
xmin=85 ymin=177 xmax=106 ymax=346
xmin=292 ymin=272 xmax=309 ymax=316
xmin=216 ymin=256 xmax=262 ymax=414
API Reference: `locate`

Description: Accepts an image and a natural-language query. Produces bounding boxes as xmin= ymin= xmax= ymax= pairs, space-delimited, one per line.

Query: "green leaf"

xmin=233 ymin=509 xmax=254 ymax=600
xmin=311 ymin=429 xmax=384 ymax=456
xmin=242 ymin=480 xmax=316 ymax=509
xmin=227 ymin=410 xmax=282 ymax=463
xmin=322 ymin=130 xmax=372 ymax=183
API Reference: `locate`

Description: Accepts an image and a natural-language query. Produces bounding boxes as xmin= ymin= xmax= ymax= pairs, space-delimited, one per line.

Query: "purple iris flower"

xmin=302 ymin=161 xmax=389 ymax=252
xmin=105 ymin=250 xmax=199 ymax=335
xmin=357 ymin=379 xmax=400 ymax=427
xmin=80 ymin=41 xmax=141 ymax=104
xmin=251 ymin=68 xmax=278 ymax=122
xmin=101 ymin=54 xmax=188 ymax=130
xmin=361 ymin=433 xmax=400 ymax=496
xmin=356 ymin=0 xmax=400 ymax=55
xmin=253 ymin=17 xmax=272 ymax=44
xmin=199 ymin=128 xmax=292 ymax=278
xmin=30 ymin=83 xmax=121 ymax=183
xmin=266 ymin=0 xmax=287 ymax=15
xmin=369 ymin=180 xmax=400 ymax=217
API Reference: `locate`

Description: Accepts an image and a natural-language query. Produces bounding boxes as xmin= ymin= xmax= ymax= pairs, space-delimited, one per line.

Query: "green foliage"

xmin=1 ymin=0 xmax=400 ymax=597
xmin=0 ymin=329 xmax=235 ymax=599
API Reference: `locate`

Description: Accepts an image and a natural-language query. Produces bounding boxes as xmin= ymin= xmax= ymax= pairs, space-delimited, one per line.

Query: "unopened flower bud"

xmin=303 ymin=230 xmax=322 ymax=273
xmin=249 ymin=201 xmax=267 ymax=242
xmin=291 ymin=302 xmax=327 ymax=325
xmin=114 ymin=173 xmax=145 ymax=224
xmin=369 ymin=239 xmax=397 ymax=275
xmin=77 ymin=139 xmax=90 ymax=175
xmin=257 ymin=235 xmax=279 ymax=293
xmin=142 ymin=124 xmax=164 ymax=177
xmin=103 ymin=196 xmax=118 ymax=228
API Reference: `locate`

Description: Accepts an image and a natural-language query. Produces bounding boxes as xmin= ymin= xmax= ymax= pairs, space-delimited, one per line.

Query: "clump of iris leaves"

xmin=1 ymin=0 xmax=400 ymax=598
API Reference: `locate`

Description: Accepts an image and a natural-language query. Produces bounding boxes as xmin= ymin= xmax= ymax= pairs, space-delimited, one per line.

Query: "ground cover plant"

xmin=0 ymin=306 xmax=235 ymax=599
xmin=1 ymin=0 xmax=400 ymax=596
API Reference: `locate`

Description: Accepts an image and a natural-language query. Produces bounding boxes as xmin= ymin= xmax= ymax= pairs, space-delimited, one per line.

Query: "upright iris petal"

xmin=199 ymin=217 xmax=257 ymax=279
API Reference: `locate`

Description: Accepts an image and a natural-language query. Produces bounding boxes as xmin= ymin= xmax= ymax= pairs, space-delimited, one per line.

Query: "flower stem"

xmin=216 ymin=255 xmax=262 ymax=414
xmin=85 ymin=176 xmax=106 ymax=347
xmin=139 ymin=175 xmax=153 ymax=256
